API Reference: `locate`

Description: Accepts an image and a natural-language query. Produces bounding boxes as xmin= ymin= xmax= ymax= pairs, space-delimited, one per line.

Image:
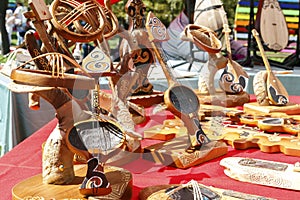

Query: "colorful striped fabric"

xmin=234 ymin=0 xmax=299 ymax=42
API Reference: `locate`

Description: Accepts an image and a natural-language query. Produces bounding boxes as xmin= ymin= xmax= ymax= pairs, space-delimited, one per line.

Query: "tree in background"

xmin=112 ymin=0 xmax=238 ymax=28
xmin=0 ymin=0 xmax=10 ymax=55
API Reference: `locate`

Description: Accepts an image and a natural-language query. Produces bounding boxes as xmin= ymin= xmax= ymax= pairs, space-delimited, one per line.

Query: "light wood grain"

xmin=12 ymin=165 xmax=132 ymax=200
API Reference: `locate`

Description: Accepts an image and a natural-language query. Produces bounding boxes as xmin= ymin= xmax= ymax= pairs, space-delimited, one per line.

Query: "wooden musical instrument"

xmin=10 ymin=52 xmax=95 ymax=89
xmin=26 ymin=0 xmax=75 ymax=63
xmin=146 ymin=12 xmax=210 ymax=152
xmin=219 ymin=22 xmax=248 ymax=94
xmin=220 ymin=157 xmax=300 ymax=190
xmin=112 ymin=0 xmax=154 ymax=96
xmin=252 ymin=29 xmax=289 ymax=105
xmin=50 ymin=0 xmax=106 ymax=43
xmin=256 ymin=0 xmax=289 ymax=51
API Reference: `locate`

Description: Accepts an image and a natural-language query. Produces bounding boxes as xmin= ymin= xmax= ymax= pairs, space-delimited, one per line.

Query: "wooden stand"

xmin=12 ymin=165 xmax=132 ymax=200
xmin=244 ymin=102 xmax=300 ymax=115
xmin=196 ymin=90 xmax=250 ymax=107
xmin=143 ymin=137 xmax=228 ymax=169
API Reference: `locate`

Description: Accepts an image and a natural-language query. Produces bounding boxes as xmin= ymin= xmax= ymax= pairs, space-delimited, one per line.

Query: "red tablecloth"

xmin=1 ymin=96 xmax=300 ymax=199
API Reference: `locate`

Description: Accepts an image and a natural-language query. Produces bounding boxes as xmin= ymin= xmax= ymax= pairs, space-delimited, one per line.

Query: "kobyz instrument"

xmin=252 ymin=29 xmax=289 ymax=105
xmin=256 ymin=0 xmax=289 ymax=50
xmin=194 ymin=0 xmax=227 ymax=37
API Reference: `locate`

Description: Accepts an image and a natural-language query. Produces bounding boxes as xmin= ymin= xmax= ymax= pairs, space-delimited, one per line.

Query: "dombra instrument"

xmin=252 ymin=29 xmax=289 ymax=106
xmin=146 ymin=12 xmax=210 ymax=152
xmin=219 ymin=22 xmax=248 ymax=94
xmin=256 ymin=0 xmax=289 ymax=51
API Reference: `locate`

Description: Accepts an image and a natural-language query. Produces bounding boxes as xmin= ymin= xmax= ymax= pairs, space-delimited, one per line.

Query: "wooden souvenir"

xmin=26 ymin=0 xmax=74 ymax=63
xmin=220 ymin=157 xmax=300 ymax=190
xmin=50 ymin=0 xmax=106 ymax=43
xmin=111 ymin=0 xmax=154 ymax=96
xmin=196 ymin=90 xmax=250 ymax=107
xmin=222 ymin=132 xmax=300 ymax=157
xmin=257 ymin=117 xmax=300 ymax=135
xmin=256 ymin=0 xmax=289 ymax=51
xmin=182 ymin=24 xmax=222 ymax=54
xmin=238 ymin=112 xmax=300 ymax=135
xmin=181 ymin=24 xmax=228 ymax=96
xmin=139 ymin=181 xmax=274 ymax=200
xmin=143 ymin=136 xmax=228 ymax=169
xmin=181 ymin=23 xmax=249 ymax=107
xmin=12 ymin=164 xmax=132 ymax=200
xmin=143 ymin=119 xmax=187 ymax=140
xmin=10 ymin=53 xmax=95 ymax=89
xmin=243 ymin=102 xmax=300 ymax=115
xmin=146 ymin=12 xmax=213 ymax=152
xmin=252 ymin=29 xmax=289 ymax=106
xmin=218 ymin=22 xmax=248 ymax=94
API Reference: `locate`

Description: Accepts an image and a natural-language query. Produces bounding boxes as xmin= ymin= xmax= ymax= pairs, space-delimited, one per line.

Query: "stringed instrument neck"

xmin=146 ymin=12 xmax=177 ymax=86
xmin=252 ymin=29 xmax=272 ymax=72
xmin=223 ymin=24 xmax=233 ymax=61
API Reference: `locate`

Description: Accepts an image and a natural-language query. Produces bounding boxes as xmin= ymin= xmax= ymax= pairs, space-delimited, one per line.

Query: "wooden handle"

xmin=252 ymin=29 xmax=272 ymax=72
xmin=145 ymin=11 xmax=176 ymax=86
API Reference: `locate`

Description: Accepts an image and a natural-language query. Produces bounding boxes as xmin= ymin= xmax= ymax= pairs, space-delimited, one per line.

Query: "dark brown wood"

xmin=11 ymin=68 xmax=95 ymax=89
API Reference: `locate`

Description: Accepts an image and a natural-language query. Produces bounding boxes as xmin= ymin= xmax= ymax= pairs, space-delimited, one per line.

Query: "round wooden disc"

xmin=12 ymin=165 xmax=132 ymax=200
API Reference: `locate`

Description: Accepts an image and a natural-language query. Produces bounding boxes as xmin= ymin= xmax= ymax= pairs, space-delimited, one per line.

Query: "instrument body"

xmin=256 ymin=0 xmax=289 ymax=51
xmin=66 ymin=118 xmax=126 ymax=162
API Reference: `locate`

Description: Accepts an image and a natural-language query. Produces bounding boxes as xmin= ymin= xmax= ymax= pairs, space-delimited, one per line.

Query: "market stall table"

xmin=0 ymin=73 xmax=55 ymax=156
xmin=1 ymin=96 xmax=300 ymax=199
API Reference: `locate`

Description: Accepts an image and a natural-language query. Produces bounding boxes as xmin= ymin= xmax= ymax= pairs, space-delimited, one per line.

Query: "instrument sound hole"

xmin=169 ymin=86 xmax=199 ymax=114
xmin=69 ymin=120 xmax=123 ymax=152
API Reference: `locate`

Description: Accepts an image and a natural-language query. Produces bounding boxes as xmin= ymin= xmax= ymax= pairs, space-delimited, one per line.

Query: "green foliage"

xmin=222 ymin=0 xmax=239 ymax=26
xmin=43 ymin=0 xmax=237 ymax=28
xmin=112 ymin=0 xmax=238 ymax=28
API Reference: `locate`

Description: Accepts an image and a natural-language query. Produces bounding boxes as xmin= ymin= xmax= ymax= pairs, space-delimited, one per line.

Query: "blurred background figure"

xmin=161 ymin=0 xmax=209 ymax=64
xmin=5 ymin=9 xmax=15 ymax=45
xmin=13 ymin=2 xmax=28 ymax=45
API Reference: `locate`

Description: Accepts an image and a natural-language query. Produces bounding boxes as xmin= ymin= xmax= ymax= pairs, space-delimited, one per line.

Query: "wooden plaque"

xmin=12 ymin=165 xmax=132 ymax=200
